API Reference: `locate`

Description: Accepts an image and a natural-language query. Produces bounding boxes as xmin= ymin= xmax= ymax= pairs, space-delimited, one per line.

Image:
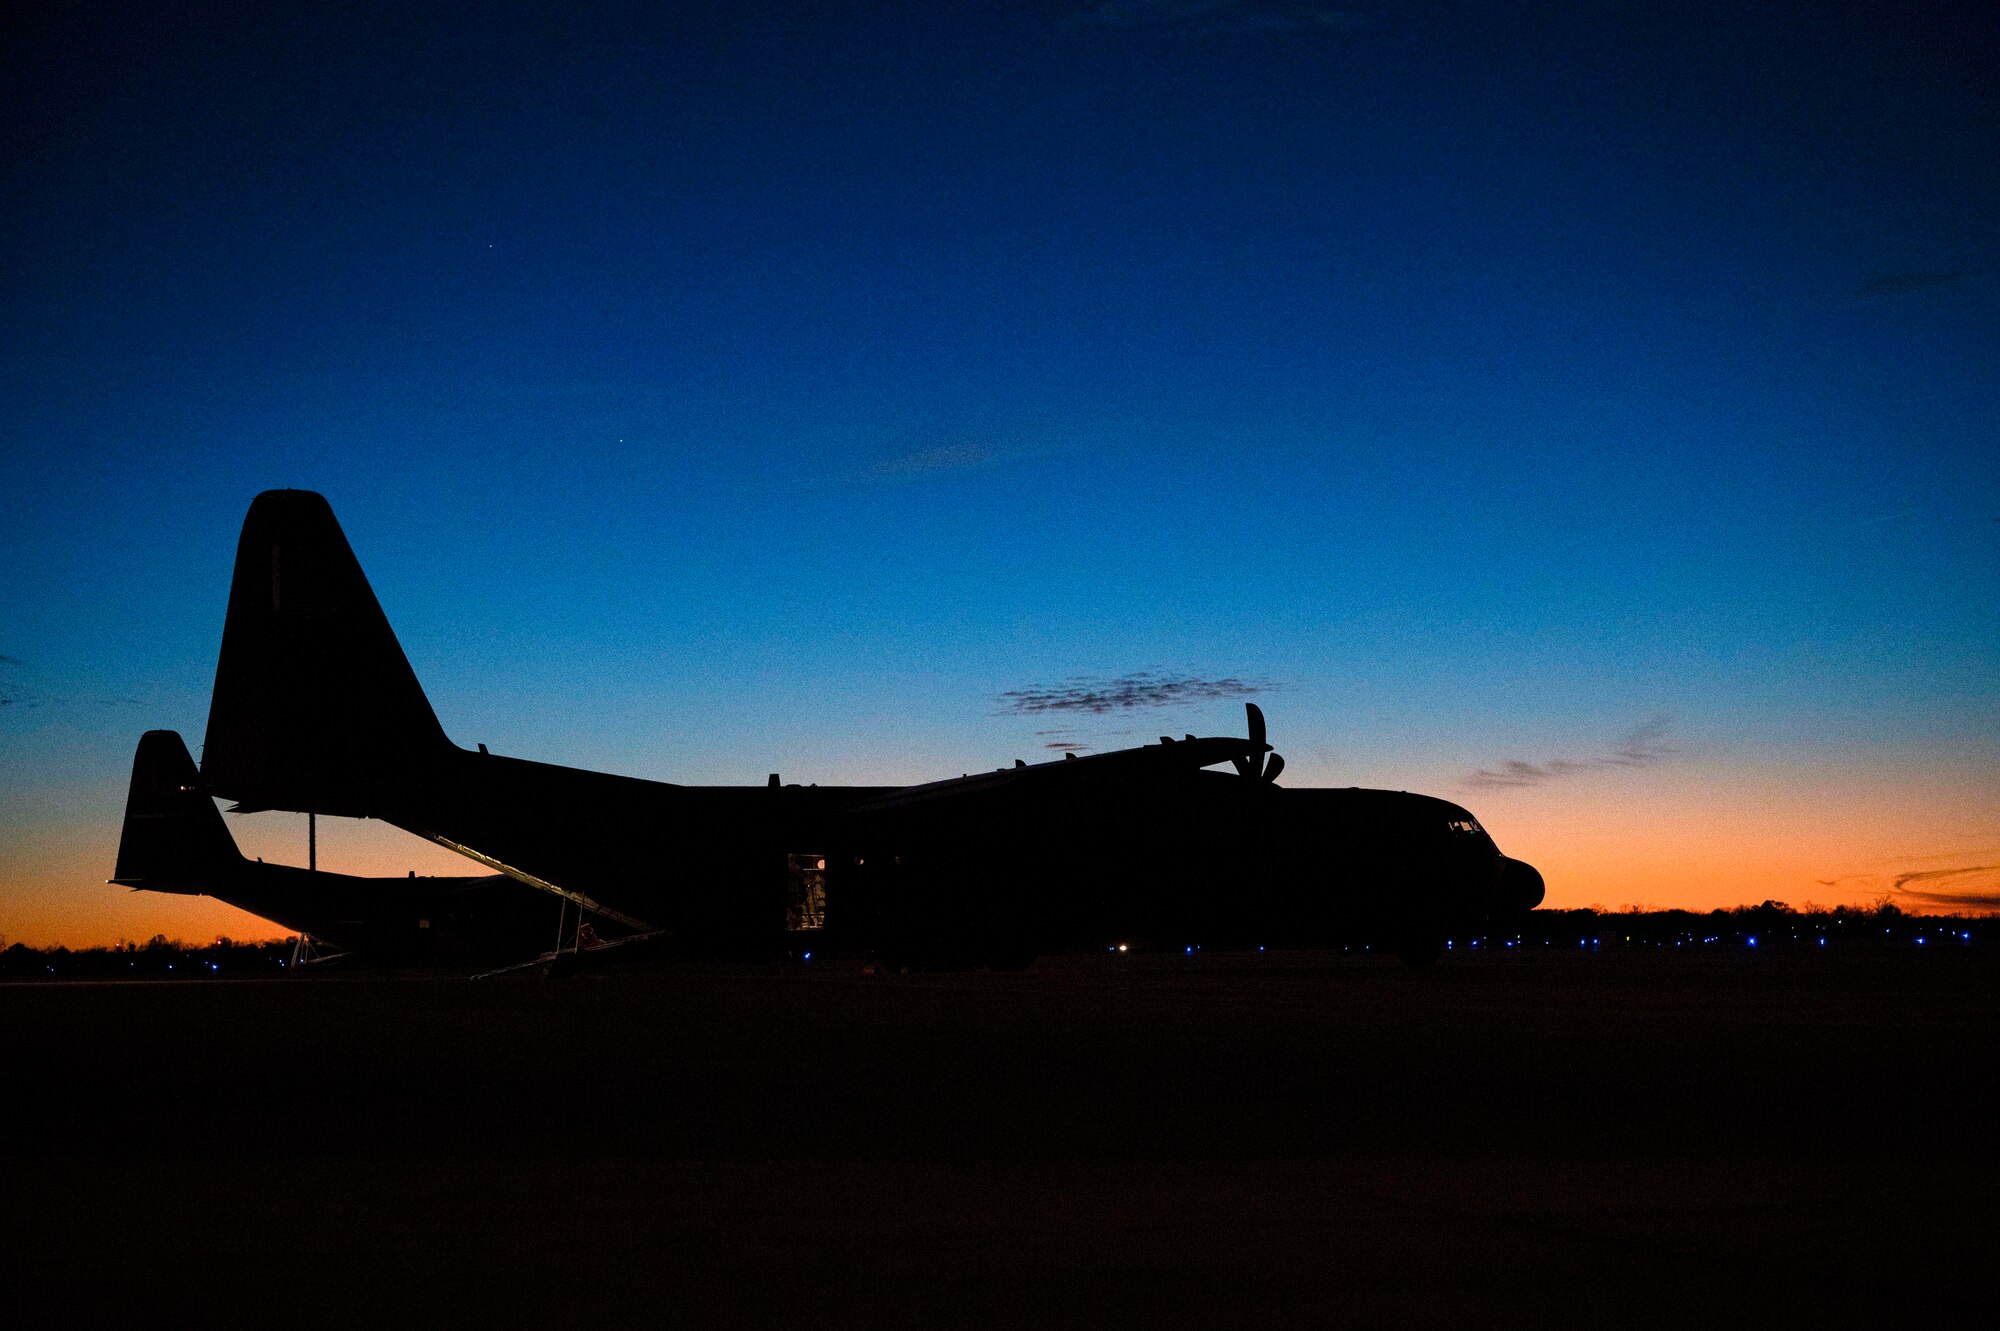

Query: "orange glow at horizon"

xmin=4 ymin=760 xmax=1997 ymax=949
xmin=1475 ymin=758 xmax=2000 ymax=916
xmin=1 ymin=813 xmax=485 ymax=950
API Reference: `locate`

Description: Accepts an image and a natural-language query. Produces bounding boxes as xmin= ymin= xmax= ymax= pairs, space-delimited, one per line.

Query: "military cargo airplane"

xmin=192 ymin=490 xmax=1542 ymax=966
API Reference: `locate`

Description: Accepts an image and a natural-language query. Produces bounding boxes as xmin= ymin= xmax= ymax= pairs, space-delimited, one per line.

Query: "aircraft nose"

xmin=1500 ymin=856 xmax=1545 ymax=912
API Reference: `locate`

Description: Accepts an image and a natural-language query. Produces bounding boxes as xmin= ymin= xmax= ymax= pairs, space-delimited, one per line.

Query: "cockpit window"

xmin=1446 ymin=818 xmax=1482 ymax=834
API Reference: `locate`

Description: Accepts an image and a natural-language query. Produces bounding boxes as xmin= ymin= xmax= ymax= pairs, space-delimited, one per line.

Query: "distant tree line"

xmin=1 ymin=902 xmax=1988 ymax=978
xmin=1484 ymin=900 xmax=1995 ymax=951
xmin=0 ymin=935 xmax=300 ymax=980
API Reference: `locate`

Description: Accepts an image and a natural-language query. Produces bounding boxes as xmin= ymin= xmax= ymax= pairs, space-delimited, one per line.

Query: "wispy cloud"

xmin=0 ymin=695 xmax=143 ymax=711
xmin=998 ymin=671 xmax=1272 ymax=716
xmin=1889 ymin=864 xmax=2000 ymax=911
xmin=862 ymin=441 xmax=1001 ymax=479
xmin=1871 ymin=846 xmax=2000 ymax=869
xmin=1465 ymin=716 xmax=1673 ymax=789
xmin=856 ymin=430 xmax=1083 ymax=484
xmin=1065 ymin=1 xmax=1378 ymax=37
xmin=0 ymin=658 xmax=140 ymax=714
xmin=1857 ymin=270 xmax=1968 ymax=299
xmin=1816 ymin=851 xmax=2000 ymax=913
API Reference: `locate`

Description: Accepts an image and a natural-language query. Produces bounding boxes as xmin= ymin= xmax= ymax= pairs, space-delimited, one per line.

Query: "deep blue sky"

xmin=4 ymin=1 xmax=1996 ymax=941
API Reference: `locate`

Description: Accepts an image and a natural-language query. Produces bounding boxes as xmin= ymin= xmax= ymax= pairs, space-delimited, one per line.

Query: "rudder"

xmin=202 ymin=490 xmax=453 ymax=817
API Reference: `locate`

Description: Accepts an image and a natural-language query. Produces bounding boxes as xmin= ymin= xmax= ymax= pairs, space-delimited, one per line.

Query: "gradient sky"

xmin=4 ymin=1 xmax=1996 ymax=947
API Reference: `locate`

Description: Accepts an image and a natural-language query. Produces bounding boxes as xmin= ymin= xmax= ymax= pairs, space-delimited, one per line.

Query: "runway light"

xmin=1118 ymin=944 xmax=1128 ymax=953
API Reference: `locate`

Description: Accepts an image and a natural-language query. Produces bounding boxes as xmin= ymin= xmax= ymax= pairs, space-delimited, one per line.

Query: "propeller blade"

xmin=1233 ymin=703 xmax=1279 ymax=780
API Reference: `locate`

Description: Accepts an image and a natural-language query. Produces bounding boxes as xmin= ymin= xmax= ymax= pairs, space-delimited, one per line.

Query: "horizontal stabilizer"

xmin=112 ymin=730 xmax=242 ymax=893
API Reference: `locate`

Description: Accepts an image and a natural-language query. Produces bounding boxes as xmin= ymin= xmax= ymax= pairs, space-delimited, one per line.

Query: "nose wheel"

xmin=1395 ymin=933 xmax=1443 ymax=965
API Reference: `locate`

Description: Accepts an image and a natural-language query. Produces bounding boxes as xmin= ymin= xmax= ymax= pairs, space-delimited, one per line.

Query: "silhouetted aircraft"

xmin=112 ymin=729 xmax=567 ymax=964
xmin=194 ymin=490 xmax=1543 ymax=966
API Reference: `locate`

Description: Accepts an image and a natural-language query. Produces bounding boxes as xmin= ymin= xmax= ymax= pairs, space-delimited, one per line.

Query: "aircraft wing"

xmin=845 ymin=731 xmax=1266 ymax=818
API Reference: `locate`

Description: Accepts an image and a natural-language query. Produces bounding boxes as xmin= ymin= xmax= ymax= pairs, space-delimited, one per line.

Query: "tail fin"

xmin=202 ymin=490 xmax=453 ymax=816
xmin=112 ymin=730 xmax=243 ymax=892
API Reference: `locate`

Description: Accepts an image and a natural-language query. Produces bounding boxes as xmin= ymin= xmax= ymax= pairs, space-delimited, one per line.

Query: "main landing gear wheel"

xmin=1396 ymin=932 xmax=1443 ymax=966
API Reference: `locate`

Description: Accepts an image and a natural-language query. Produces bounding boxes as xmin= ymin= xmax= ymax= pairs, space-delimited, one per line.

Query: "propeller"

xmin=1230 ymin=703 xmax=1285 ymax=783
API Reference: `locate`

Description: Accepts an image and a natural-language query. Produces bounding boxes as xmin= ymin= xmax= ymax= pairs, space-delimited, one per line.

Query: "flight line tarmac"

xmin=4 ymin=947 xmax=1992 ymax=1328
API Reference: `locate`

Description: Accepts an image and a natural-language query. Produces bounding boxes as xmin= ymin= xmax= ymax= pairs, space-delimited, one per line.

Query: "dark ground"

xmin=4 ymin=946 xmax=1994 ymax=1327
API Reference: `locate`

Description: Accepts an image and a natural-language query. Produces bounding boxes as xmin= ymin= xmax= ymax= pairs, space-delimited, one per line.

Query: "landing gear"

xmin=874 ymin=940 xmax=1040 ymax=973
xmin=1387 ymin=908 xmax=1446 ymax=965
xmin=858 ymin=856 xmax=1039 ymax=973
xmin=872 ymin=910 xmax=1039 ymax=973
xmin=984 ymin=935 xmax=1038 ymax=972
xmin=1395 ymin=932 xmax=1443 ymax=966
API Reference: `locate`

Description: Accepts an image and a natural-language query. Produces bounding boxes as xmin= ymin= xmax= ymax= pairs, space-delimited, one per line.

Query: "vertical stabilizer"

xmin=202 ymin=490 xmax=452 ymax=816
xmin=112 ymin=730 xmax=243 ymax=892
